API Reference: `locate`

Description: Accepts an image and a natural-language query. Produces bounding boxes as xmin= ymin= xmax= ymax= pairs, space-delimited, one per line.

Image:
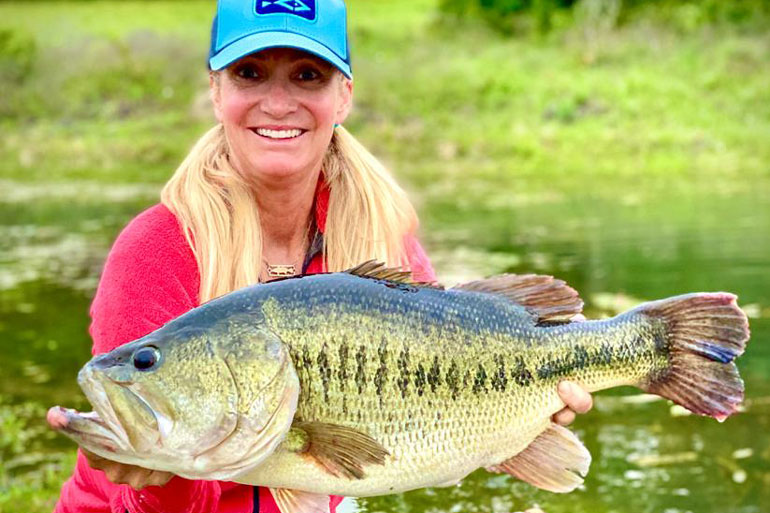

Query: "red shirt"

xmin=54 ymin=185 xmax=436 ymax=513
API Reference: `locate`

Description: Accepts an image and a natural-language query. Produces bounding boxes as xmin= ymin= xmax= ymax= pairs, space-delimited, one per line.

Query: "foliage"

xmin=0 ymin=397 xmax=77 ymax=512
xmin=438 ymin=0 xmax=577 ymax=34
xmin=437 ymin=0 xmax=770 ymax=34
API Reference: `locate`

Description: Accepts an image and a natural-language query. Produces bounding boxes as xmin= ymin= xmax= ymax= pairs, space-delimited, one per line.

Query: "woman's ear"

xmin=335 ymin=77 xmax=354 ymax=125
xmin=209 ymin=72 xmax=223 ymax=122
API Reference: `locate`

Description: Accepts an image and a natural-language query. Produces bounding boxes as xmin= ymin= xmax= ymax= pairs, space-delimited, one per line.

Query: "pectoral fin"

xmin=270 ymin=488 xmax=330 ymax=513
xmin=487 ymin=423 xmax=591 ymax=493
xmin=289 ymin=421 xmax=389 ymax=479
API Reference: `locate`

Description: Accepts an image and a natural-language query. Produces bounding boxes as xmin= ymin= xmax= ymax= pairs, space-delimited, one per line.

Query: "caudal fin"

xmin=637 ymin=293 xmax=749 ymax=421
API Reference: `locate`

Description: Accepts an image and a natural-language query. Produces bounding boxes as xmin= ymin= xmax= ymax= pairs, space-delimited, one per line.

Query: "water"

xmin=1 ymin=172 xmax=768 ymax=512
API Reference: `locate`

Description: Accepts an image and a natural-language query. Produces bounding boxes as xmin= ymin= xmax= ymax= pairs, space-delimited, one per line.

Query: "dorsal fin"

xmin=453 ymin=274 xmax=583 ymax=323
xmin=346 ymin=260 xmax=443 ymax=289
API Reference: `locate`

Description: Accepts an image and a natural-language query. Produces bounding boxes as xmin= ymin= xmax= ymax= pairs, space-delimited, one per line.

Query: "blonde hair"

xmin=160 ymin=124 xmax=418 ymax=303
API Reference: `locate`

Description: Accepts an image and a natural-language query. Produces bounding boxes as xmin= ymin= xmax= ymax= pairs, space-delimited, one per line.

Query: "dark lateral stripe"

xmin=590 ymin=342 xmax=614 ymax=365
xmin=337 ymin=342 xmax=349 ymax=391
xmin=473 ymin=364 xmax=488 ymax=394
xmin=511 ymin=356 xmax=534 ymax=387
xmin=397 ymin=347 xmax=410 ymax=399
xmin=537 ymin=341 xmax=637 ymax=380
xmin=317 ymin=343 xmax=331 ymax=402
xmin=414 ymin=363 xmax=427 ymax=396
xmin=446 ymin=361 xmax=460 ymax=399
xmin=491 ymin=354 xmax=507 ymax=392
xmin=374 ymin=339 xmax=388 ymax=404
xmin=301 ymin=345 xmax=312 ymax=370
xmin=427 ymin=357 xmax=441 ymax=393
xmin=355 ymin=345 xmax=367 ymax=395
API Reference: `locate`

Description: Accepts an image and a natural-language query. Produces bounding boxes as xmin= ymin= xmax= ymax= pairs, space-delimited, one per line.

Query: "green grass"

xmin=1 ymin=1 xmax=769 ymax=510
xmin=0 ymin=397 xmax=78 ymax=512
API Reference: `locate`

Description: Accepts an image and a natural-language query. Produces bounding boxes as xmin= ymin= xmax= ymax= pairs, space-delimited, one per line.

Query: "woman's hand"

xmin=82 ymin=448 xmax=174 ymax=490
xmin=552 ymin=381 xmax=593 ymax=426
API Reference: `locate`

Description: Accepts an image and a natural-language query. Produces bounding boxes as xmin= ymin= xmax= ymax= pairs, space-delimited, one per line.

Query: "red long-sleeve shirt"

xmin=54 ymin=184 xmax=436 ymax=513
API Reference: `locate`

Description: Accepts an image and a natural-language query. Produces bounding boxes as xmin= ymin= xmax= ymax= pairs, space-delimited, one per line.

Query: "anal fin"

xmin=270 ymin=488 xmax=330 ymax=513
xmin=487 ymin=423 xmax=591 ymax=493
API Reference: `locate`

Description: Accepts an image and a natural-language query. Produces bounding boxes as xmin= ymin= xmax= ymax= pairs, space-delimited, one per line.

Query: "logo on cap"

xmin=256 ymin=0 xmax=316 ymax=21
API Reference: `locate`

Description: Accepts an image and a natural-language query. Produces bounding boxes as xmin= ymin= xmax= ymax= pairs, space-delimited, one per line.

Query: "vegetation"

xmin=438 ymin=0 xmax=770 ymax=35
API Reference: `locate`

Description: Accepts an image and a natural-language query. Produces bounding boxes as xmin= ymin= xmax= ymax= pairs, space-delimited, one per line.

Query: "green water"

xmin=1 ymin=171 xmax=768 ymax=512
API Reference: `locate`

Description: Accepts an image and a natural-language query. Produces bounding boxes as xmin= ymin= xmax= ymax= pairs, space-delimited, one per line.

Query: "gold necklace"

xmin=261 ymin=222 xmax=312 ymax=280
xmin=263 ymin=260 xmax=299 ymax=278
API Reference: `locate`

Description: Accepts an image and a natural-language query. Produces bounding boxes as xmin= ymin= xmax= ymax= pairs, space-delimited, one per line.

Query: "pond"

xmin=1 ymin=168 xmax=768 ymax=513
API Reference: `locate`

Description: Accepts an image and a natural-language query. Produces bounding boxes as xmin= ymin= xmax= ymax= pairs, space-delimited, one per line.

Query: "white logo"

xmin=262 ymin=0 xmax=311 ymax=12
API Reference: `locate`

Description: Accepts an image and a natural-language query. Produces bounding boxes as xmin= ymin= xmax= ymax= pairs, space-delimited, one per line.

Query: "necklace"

xmin=263 ymin=261 xmax=298 ymax=278
xmin=261 ymin=222 xmax=313 ymax=281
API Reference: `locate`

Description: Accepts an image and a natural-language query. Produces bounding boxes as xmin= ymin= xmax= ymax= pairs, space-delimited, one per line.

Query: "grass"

xmin=0 ymin=1 xmax=768 ymax=510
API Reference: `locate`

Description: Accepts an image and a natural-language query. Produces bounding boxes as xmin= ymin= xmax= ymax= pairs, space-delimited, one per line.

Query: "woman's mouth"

xmin=252 ymin=128 xmax=306 ymax=140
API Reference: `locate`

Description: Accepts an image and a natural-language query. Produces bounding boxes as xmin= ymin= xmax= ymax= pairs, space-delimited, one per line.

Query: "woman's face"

xmin=210 ymin=48 xmax=353 ymax=185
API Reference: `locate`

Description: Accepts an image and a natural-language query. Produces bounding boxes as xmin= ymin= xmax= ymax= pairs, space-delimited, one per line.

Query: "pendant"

xmin=266 ymin=264 xmax=296 ymax=278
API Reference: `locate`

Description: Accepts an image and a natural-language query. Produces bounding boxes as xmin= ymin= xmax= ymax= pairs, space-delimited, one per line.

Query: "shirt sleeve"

xmin=89 ymin=205 xmax=200 ymax=355
xmin=56 ymin=205 xmax=222 ymax=513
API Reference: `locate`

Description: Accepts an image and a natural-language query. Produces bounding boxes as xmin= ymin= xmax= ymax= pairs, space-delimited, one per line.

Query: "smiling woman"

xmin=49 ymin=1 xmax=592 ymax=512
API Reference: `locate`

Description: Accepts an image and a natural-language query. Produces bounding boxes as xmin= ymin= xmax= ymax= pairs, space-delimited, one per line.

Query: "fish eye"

xmin=133 ymin=346 xmax=161 ymax=371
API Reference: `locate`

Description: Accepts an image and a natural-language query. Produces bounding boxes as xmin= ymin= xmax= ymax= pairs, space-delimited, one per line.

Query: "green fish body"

xmin=236 ymin=266 xmax=746 ymax=497
xmin=51 ymin=263 xmax=749 ymax=512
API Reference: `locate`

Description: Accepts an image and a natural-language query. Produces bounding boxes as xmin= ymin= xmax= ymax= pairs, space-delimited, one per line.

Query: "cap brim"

xmin=209 ymin=32 xmax=352 ymax=78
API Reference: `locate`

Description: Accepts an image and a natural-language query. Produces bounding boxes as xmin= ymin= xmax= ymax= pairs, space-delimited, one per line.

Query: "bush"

xmin=438 ymin=0 xmax=770 ymax=35
xmin=438 ymin=0 xmax=577 ymax=34
xmin=0 ymin=28 xmax=36 ymax=85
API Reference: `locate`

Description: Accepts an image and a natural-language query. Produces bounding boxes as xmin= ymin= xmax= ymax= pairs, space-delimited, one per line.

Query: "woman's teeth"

xmin=255 ymin=128 xmax=304 ymax=139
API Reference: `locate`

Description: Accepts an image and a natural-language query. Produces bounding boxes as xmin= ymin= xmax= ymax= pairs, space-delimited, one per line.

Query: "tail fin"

xmin=637 ymin=293 xmax=749 ymax=422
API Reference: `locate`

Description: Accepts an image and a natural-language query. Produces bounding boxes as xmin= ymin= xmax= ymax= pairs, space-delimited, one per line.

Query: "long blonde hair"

xmin=160 ymin=124 xmax=418 ymax=303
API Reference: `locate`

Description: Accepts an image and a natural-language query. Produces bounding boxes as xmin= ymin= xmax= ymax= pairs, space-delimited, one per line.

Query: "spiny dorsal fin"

xmin=346 ymin=260 xmax=443 ymax=289
xmin=289 ymin=421 xmax=389 ymax=480
xmin=453 ymin=274 xmax=583 ymax=323
xmin=486 ymin=423 xmax=591 ymax=493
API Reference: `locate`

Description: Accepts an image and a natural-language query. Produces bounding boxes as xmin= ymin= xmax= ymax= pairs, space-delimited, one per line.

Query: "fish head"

xmin=50 ymin=314 xmax=299 ymax=479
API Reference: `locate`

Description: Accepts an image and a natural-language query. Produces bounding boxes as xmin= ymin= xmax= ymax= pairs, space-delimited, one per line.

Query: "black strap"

xmin=252 ymin=486 xmax=261 ymax=513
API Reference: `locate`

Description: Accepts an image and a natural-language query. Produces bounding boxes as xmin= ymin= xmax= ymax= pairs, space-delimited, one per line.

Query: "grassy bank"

xmin=1 ymin=1 xmax=768 ymax=511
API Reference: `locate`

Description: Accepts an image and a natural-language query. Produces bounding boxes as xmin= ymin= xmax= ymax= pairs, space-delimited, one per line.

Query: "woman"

xmin=52 ymin=0 xmax=592 ymax=511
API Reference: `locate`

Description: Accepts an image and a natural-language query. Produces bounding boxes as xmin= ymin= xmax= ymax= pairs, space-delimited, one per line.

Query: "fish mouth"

xmin=51 ymin=365 xmax=163 ymax=457
xmin=47 ymin=406 xmax=124 ymax=454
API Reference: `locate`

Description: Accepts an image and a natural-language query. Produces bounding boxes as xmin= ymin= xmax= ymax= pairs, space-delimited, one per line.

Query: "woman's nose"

xmin=259 ymin=78 xmax=297 ymax=118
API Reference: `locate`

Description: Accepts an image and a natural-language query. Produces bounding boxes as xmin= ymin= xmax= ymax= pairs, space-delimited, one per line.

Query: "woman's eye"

xmin=133 ymin=346 xmax=161 ymax=371
xmin=296 ymin=68 xmax=321 ymax=81
xmin=236 ymin=65 xmax=260 ymax=79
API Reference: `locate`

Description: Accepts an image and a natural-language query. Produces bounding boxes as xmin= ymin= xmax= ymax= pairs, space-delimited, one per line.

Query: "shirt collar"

xmin=313 ymin=173 xmax=330 ymax=234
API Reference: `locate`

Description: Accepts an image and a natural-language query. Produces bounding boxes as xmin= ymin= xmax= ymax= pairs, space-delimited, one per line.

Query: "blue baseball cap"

xmin=209 ymin=0 xmax=352 ymax=78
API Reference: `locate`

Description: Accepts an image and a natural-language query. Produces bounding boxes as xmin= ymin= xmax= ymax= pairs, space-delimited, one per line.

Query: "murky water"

xmin=1 ymin=172 xmax=768 ymax=512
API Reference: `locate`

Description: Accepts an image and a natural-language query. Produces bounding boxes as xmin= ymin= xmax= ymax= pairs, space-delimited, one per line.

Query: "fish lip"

xmin=78 ymin=365 xmax=137 ymax=451
xmin=49 ymin=406 xmax=124 ymax=454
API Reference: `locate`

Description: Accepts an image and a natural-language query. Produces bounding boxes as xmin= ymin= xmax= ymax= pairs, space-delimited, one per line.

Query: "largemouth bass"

xmin=50 ymin=262 xmax=750 ymax=512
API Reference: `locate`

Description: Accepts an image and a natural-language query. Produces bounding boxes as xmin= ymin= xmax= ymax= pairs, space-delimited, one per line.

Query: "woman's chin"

xmin=243 ymin=158 xmax=318 ymax=182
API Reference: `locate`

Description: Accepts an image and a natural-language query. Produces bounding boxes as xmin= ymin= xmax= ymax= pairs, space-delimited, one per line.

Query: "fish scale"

xmin=236 ymin=274 xmax=674 ymax=496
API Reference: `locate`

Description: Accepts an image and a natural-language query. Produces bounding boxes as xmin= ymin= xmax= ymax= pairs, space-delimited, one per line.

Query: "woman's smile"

xmin=251 ymin=126 xmax=308 ymax=141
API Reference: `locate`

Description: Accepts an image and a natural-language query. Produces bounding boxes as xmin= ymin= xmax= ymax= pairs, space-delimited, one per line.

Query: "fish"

xmin=49 ymin=262 xmax=750 ymax=513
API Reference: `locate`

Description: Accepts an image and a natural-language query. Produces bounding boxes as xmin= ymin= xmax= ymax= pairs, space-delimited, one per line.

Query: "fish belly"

xmin=237 ymin=391 xmax=555 ymax=496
